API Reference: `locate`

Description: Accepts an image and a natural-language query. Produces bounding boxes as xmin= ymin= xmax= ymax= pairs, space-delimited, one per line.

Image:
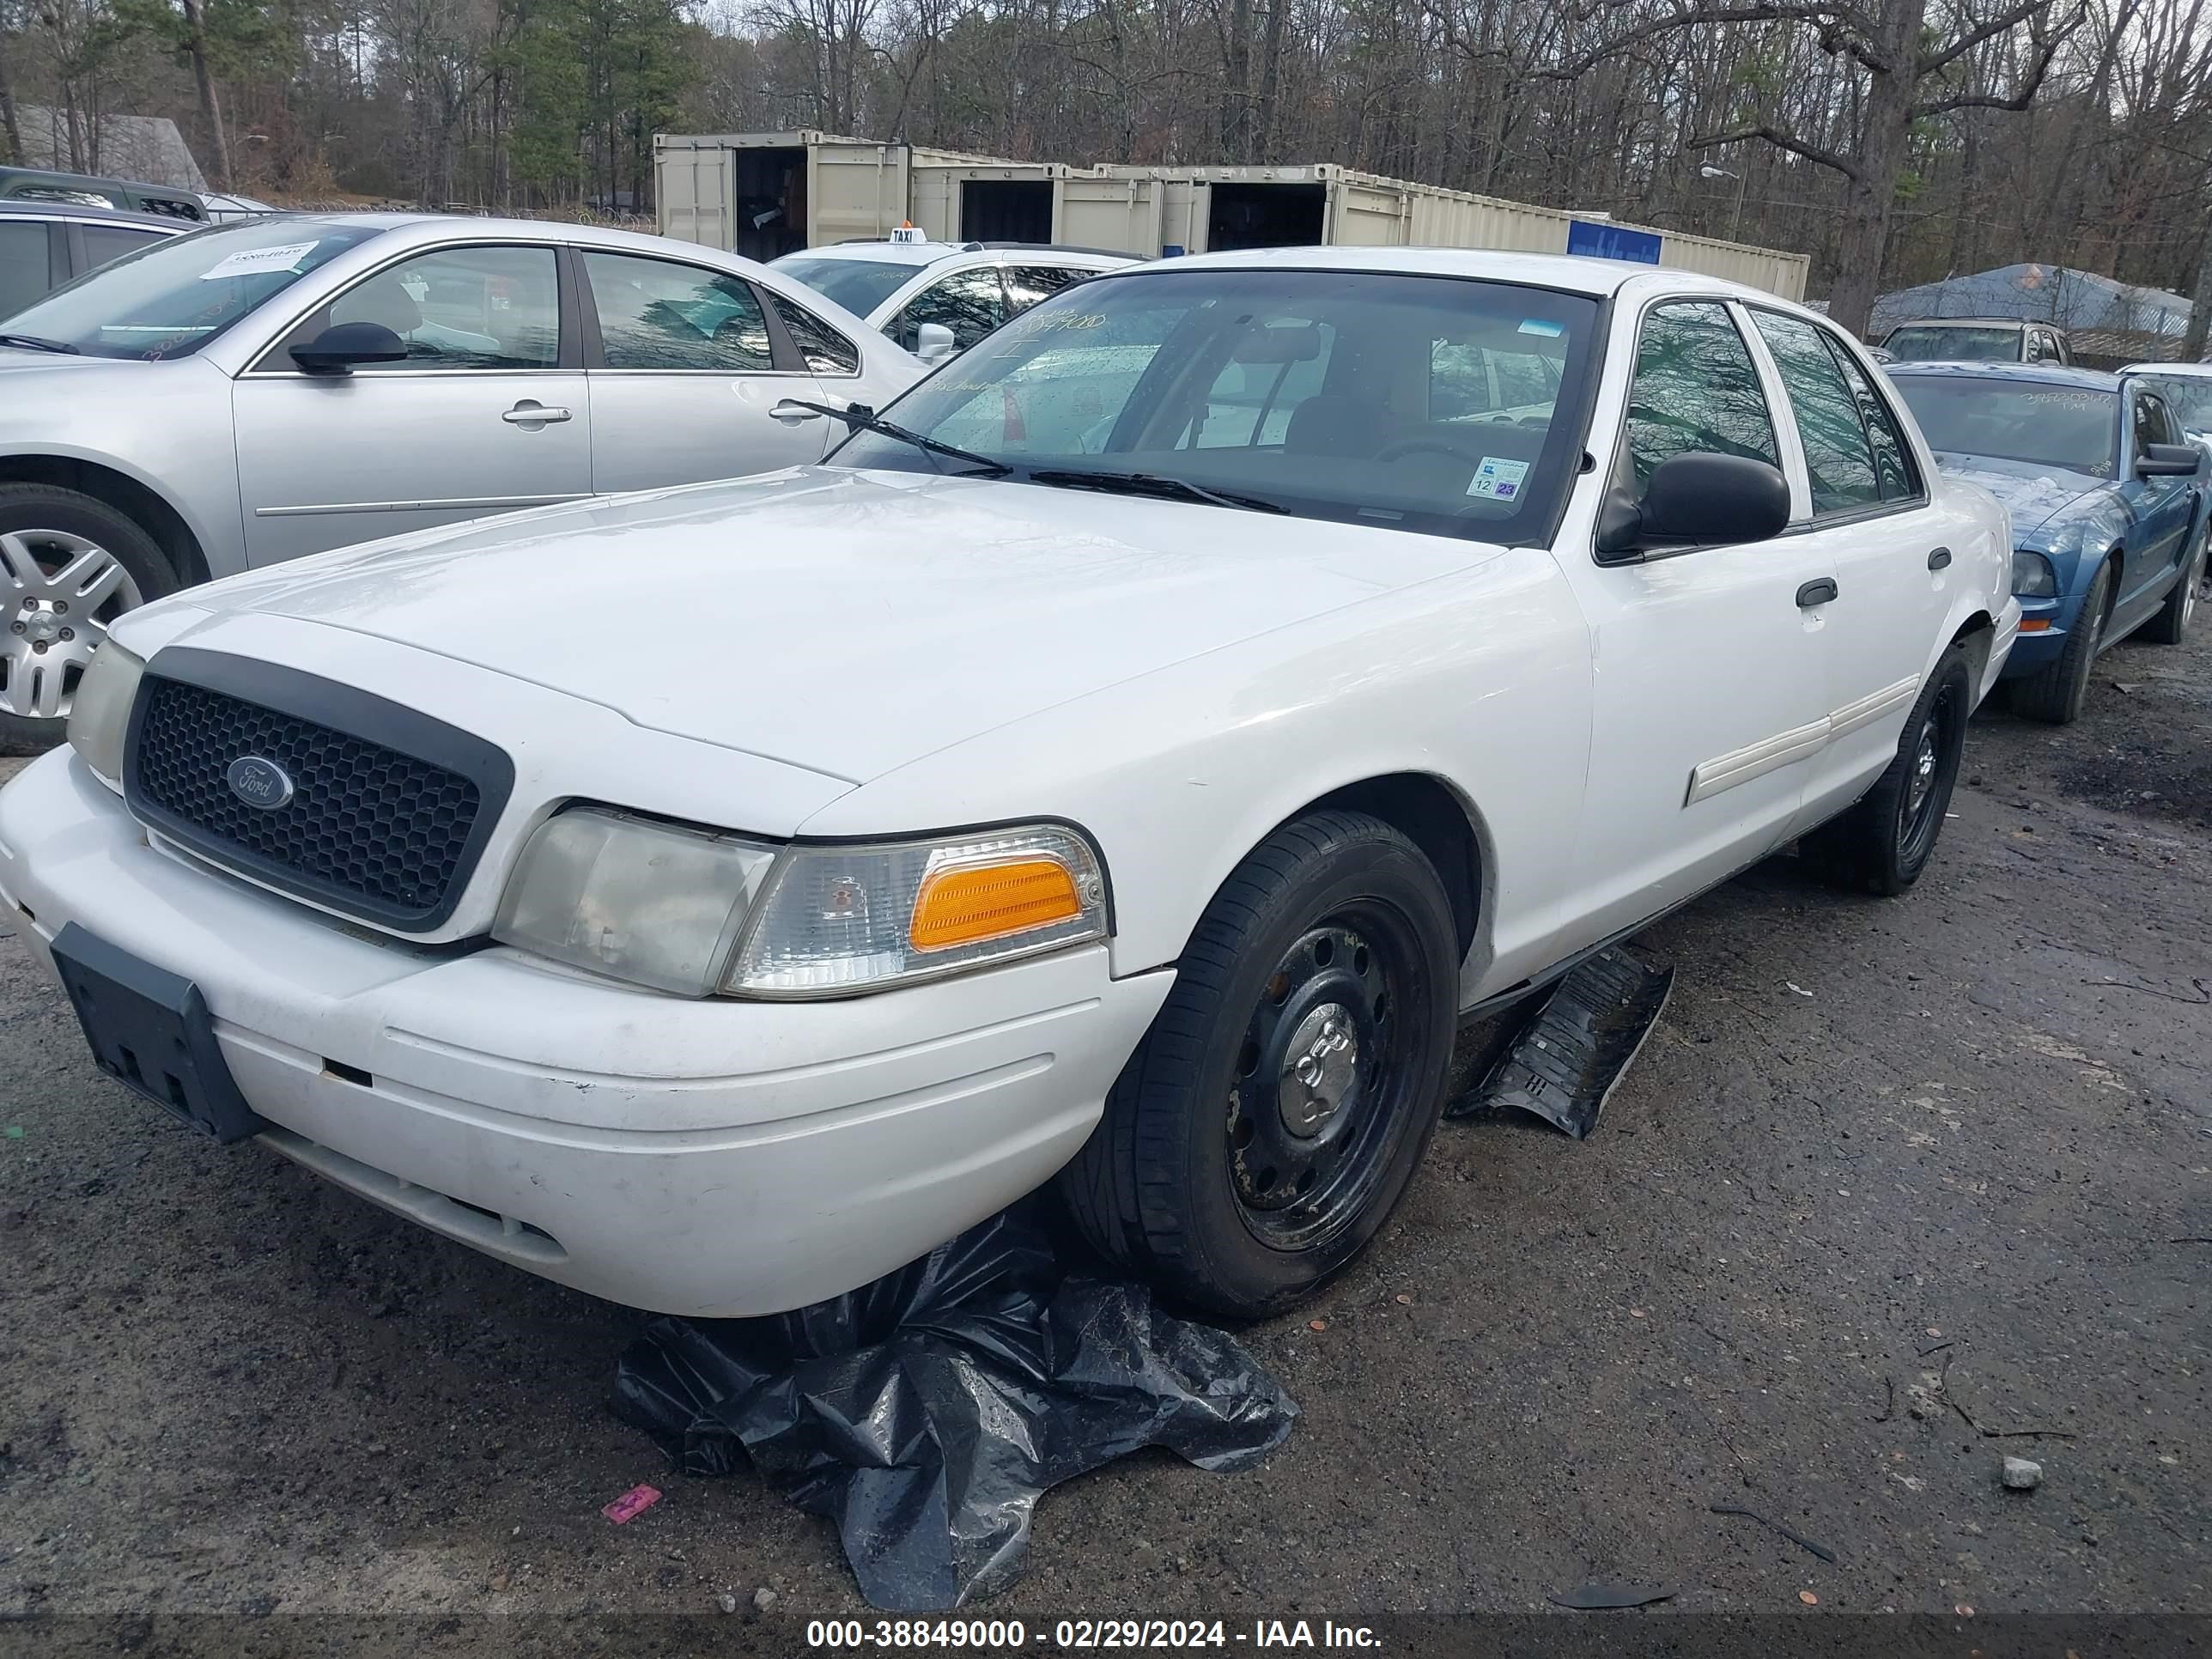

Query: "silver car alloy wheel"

xmin=2 ymin=529 xmax=144 ymax=721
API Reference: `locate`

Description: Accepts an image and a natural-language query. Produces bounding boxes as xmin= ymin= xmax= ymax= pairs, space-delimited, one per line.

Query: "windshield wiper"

xmin=1026 ymin=469 xmax=1288 ymax=515
xmin=779 ymin=399 xmax=1009 ymax=477
xmin=0 ymin=332 xmax=80 ymax=356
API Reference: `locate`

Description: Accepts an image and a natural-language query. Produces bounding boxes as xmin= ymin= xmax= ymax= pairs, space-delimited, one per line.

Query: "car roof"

xmin=1097 ymin=243 xmax=1789 ymax=302
xmin=1885 ymin=360 xmax=2118 ymax=392
xmin=789 ymin=240 xmax=1133 ymax=268
xmin=0 ymin=198 xmax=187 ymax=232
xmin=2123 ymin=361 xmax=2212 ymax=379
xmin=1887 ymin=317 xmax=2043 ymax=331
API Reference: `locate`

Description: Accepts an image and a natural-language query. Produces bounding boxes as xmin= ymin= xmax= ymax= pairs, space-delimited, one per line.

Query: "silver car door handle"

xmin=502 ymin=402 xmax=572 ymax=424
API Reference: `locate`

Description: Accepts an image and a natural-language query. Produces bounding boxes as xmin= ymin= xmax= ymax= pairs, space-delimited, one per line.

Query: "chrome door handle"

xmin=503 ymin=402 xmax=572 ymax=425
xmin=1796 ymin=578 xmax=1838 ymax=608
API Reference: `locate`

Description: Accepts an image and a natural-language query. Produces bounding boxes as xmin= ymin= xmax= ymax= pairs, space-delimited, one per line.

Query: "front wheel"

xmin=2008 ymin=557 xmax=2111 ymax=725
xmin=1056 ymin=811 xmax=1459 ymax=1319
xmin=0 ymin=484 xmax=177 ymax=756
xmin=1802 ymin=641 xmax=1972 ymax=896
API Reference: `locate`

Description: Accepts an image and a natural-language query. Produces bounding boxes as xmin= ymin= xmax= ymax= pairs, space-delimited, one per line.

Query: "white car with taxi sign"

xmin=0 ymin=247 xmax=2018 ymax=1319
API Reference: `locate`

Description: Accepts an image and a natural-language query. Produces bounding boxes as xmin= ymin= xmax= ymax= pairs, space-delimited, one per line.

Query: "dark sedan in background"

xmin=0 ymin=200 xmax=186 ymax=319
xmin=1887 ymin=362 xmax=2209 ymax=723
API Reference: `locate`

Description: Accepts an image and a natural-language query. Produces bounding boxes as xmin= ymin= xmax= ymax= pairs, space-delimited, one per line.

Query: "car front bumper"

xmin=0 ymin=750 xmax=1173 ymax=1316
xmin=1996 ymin=593 xmax=2068 ymax=678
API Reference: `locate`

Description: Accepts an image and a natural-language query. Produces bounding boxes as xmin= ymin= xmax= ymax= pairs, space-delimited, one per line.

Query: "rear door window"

xmin=582 ymin=251 xmax=773 ymax=371
xmin=79 ymin=224 xmax=168 ymax=270
xmin=0 ymin=220 xmax=52 ymax=314
xmin=1625 ymin=301 xmax=1779 ymax=489
xmin=1749 ymin=310 xmax=1881 ymax=515
xmin=769 ymin=291 xmax=860 ymax=375
xmin=1825 ymin=337 xmax=1921 ymax=501
xmin=1004 ymin=264 xmax=1088 ymax=317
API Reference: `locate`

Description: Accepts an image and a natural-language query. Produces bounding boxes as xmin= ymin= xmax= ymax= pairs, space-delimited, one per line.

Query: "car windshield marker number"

xmin=199 ymin=242 xmax=319 ymax=281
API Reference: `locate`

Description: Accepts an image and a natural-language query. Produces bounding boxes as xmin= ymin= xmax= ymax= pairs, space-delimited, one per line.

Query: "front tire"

xmin=0 ymin=484 xmax=176 ymax=756
xmin=2008 ymin=557 xmax=2111 ymax=725
xmin=1057 ymin=811 xmax=1458 ymax=1319
xmin=1802 ymin=641 xmax=1971 ymax=896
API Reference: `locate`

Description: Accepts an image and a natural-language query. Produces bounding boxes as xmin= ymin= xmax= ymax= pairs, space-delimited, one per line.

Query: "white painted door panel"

xmin=1555 ymin=543 xmax=1834 ymax=951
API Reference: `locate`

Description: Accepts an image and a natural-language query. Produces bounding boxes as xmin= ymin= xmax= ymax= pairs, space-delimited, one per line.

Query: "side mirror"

xmin=289 ymin=321 xmax=408 ymax=375
xmin=1596 ymin=452 xmax=1791 ymax=560
xmin=2136 ymin=442 xmax=2202 ymax=478
xmin=915 ymin=321 xmax=959 ymax=364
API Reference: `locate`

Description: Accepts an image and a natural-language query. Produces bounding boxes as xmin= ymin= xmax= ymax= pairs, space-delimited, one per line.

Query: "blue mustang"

xmin=1887 ymin=362 xmax=2210 ymax=723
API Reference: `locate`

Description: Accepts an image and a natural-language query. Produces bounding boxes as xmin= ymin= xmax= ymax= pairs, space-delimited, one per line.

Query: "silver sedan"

xmin=0 ymin=213 xmax=924 ymax=749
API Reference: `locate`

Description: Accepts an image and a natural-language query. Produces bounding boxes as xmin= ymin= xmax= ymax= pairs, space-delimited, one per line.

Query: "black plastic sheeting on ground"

xmin=1446 ymin=945 xmax=1674 ymax=1139
xmin=611 ymin=1211 xmax=1298 ymax=1612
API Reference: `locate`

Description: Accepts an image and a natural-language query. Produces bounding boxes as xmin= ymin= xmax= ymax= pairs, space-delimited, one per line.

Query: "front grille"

xmin=126 ymin=661 xmax=508 ymax=931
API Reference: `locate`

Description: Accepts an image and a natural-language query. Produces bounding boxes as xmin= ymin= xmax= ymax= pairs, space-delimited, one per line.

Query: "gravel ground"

xmin=2 ymin=605 xmax=2207 ymax=1653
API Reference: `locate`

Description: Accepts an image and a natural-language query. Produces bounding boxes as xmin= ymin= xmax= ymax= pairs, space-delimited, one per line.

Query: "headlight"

xmin=494 ymin=811 xmax=1108 ymax=999
xmin=493 ymin=809 xmax=779 ymax=995
xmin=65 ymin=641 xmax=145 ymax=787
xmin=725 ymin=825 xmax=1108 ymax=998
xmin=2011 ymin=550 xmax=2058 ymax=598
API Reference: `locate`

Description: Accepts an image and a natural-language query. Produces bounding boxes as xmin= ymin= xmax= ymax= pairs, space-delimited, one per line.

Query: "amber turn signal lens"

xmin=2020 ymin=618 xmax=2051 ymax=632
xmin=909 ymin=858 xmax=1082 ymax=952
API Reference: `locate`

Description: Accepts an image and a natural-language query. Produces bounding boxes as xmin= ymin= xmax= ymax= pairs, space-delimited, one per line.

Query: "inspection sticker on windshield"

xmin=1517 ymin=319 xmax=1565 ymax=338
xmin=1468 ymin=456 xmax=1532 ymax=501
xmin=198 ymin=242 xmax=319 ymax=281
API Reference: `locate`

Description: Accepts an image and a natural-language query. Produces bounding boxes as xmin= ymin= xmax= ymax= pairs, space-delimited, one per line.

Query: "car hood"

xmin=161 ymin=467 xmax=1493 ymax=782
xmin=1928 ymin=453 xmax=2109 ymax=537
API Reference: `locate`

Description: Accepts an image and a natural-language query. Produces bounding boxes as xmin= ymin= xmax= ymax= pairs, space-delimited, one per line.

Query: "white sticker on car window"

xmin=1467 ymin=456 xmax=1532 ymax=501
xmin=198 ymin=241 xmax=319 ymax=281
xmin=1518 ymin=319 xmax=1565 ymax=338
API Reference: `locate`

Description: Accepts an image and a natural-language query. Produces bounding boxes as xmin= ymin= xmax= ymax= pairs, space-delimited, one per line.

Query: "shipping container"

xmin=655 ymin=137 xmax=1809 ymax=300
xmin=654 ymin=132 xmax=1026 ymax=261
xmin=908 ymin=162 xmax=1079 ymax=243
xmin=1055 ymin=164 xmax=1808 ymax=299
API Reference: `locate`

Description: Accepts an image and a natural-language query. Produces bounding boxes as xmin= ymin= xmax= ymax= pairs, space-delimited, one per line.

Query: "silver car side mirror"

xmin=915 ymin=322 xmax=959 ymax=364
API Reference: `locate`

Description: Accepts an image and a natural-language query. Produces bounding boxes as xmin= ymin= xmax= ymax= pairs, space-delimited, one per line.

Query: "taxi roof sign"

xmin=890 ymin=222 xmax=927 ymax=244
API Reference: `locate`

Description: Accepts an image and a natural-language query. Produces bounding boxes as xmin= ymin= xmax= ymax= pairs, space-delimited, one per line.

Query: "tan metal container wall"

xmin=808 ymin=144 xmax=914 ymax=246
xmin=1326 ymin=179 xmax=1413 ymax=247
xmin=1400 ymin=188 xmax=1570 ymax=255
xmin=1656 ymin=231 xmax=1809 ymax=301
xmin=1055 ymin=172 xmax=1194 ymax=255
xmin=654 ymin=144 xmax=735 ymax=250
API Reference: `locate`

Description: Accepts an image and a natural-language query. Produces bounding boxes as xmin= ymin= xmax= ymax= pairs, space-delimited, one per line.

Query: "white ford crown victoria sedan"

xmin=0 ymin=248 xmax=2018 ymax=1320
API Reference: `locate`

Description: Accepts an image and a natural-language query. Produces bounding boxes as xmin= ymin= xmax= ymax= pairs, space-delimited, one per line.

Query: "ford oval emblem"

xmin=226 ymin=755 xmax=295 ymax=811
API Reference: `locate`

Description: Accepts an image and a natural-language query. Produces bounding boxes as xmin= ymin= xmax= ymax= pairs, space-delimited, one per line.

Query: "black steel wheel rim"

xmin=1224 ymin=900 xmax=1425 ymax=1252
xmin=1898 ymin=679 xmax=1960 ymax=866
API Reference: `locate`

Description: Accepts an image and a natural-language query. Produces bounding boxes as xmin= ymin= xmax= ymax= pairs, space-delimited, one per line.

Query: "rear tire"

xmin=0 ymin=484 xmax=176 ymax=757
xmin=2139 ymin=525 xmax=2204 ymax=646
xmin=2008 ymin=558 xmax=2110 ymax=725
xmin=1801 ymin=641 xmax=1971 ymax=896
xmin=1056 ymin=811 xmax=1458 ymax=1319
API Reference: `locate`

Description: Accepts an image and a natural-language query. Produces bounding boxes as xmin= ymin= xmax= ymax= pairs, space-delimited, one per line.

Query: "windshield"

xmin=2133 ymin=374 xmax=2212 ymax=434
xmin=0 ymin=220 xmax=386 ymax=359
xmin=1885 ymin=324 xmax=2024 ymax=362
xmin=769 ymin=254 xmax=920 ymax=320
xmin=836 ymin=267 xmax=1599 ymax=542
xmin=1893 ymin=377 xmax=2117 ymax=477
